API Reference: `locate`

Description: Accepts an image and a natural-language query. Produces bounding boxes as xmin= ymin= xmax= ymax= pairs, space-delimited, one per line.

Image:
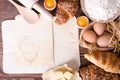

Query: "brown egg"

xmin=93 ymin=23 xmax=106 ymax=36
xmin=97 ymin=35 xmax=111 ymax=47
xmin=82 ymin=30 xmax=97 ymax=43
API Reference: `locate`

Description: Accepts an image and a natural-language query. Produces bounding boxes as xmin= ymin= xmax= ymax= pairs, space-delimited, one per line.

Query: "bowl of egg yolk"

xmin=76 ymin=16 xmax=89 ymax=29
xmin=44 ymin=0 xmax=56 ymax=11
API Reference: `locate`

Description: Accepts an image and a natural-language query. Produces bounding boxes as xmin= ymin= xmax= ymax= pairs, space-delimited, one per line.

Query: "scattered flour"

xmin=84 ymin=0 xmax=120 ymax=22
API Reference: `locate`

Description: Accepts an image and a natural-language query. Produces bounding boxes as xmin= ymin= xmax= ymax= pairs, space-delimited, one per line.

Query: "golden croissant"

xmin=84 ymin=51 xmax=120 ymax=74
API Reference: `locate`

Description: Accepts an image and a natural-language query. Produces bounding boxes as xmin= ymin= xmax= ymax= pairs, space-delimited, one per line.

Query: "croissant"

xmin=84 ymin=51 xmax=120 ymax=74
xmin=55 ymin=0 xmax=79 ymax=24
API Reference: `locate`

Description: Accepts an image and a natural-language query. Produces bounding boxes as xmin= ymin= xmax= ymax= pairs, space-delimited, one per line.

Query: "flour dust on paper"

xmin=15 ymin=36 xmax=53 ymax=66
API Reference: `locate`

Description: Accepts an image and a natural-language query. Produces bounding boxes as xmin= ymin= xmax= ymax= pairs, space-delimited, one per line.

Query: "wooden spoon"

xmin=9 ymin=0 xmax=39 ymax=24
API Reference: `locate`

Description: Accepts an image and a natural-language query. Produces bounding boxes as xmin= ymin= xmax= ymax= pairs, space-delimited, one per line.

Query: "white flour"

xmin=84 ymin=0 xmax=120 ymax=22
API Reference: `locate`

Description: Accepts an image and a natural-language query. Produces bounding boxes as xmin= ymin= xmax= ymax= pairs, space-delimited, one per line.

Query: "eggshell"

xmin=97 ymin=35 xmax=111 ymax=47
xmin=82 ymin=30 xmax=97 ymax=43
xmin=93 ymin=23 xmax=106 ymax=36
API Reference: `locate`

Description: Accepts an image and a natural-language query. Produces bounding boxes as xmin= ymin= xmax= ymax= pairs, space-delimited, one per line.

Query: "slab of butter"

xmin=2 ymin=15 xmax=80 ymax=73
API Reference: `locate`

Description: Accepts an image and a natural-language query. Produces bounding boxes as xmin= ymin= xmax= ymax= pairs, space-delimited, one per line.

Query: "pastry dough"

xmin=2 ymin=15 xmax=80 ymax=73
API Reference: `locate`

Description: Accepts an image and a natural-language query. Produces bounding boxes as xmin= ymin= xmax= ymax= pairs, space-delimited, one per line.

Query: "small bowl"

xmin=44 ymin=0 xmax=56 ymax=11
xmin=76 ymin=16 xmax=89 ymax=29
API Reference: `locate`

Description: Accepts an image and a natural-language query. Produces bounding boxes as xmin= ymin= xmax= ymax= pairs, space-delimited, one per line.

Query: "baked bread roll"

xmin=55 ymin=0 xmax=79 ymax=24
xmin=79 ymin=64 xmax=119 ymax=80
xmin=79 ymin=66 xmax=90 ymax=80
xmin=88 ymin=65 xmax=118 ymax=80
xmin=84 ymin=51 xmax=120 ymax=74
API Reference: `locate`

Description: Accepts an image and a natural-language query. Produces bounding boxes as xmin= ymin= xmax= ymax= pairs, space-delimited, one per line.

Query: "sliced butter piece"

xmin=63 ymin=71 xmax=73 ymax=80
xmin=54 ymin=71 xmax=64 ymax=80
xmin=61 ymin=77 xmax=67 ymax=80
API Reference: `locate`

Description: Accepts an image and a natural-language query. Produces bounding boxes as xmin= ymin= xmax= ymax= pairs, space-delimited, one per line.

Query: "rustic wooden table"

xmin=0 ymin=0 xmax=98 ymax=80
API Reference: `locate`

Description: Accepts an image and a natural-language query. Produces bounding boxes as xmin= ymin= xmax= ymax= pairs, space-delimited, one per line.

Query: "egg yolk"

xmin=77 ymin=16 xmax=89 ymax=27
xmin=45 ymin=0 xmax=55 ymax=8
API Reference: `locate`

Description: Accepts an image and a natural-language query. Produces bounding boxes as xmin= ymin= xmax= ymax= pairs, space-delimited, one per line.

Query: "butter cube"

xmin=53 ymin=71 xmax=63 ymax=80
xmin=61 ymin=77 xmax=66 ymax=80
xmin=63 ymin=71 xmax=73 ymax=80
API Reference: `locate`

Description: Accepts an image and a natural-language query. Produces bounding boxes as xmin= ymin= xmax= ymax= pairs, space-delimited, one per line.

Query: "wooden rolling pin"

xmin=18 ymin=0 xmax=53 ymax=21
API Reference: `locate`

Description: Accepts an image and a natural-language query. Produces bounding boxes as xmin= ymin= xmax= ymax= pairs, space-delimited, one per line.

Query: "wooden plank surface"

xmin=0 ymin=0 xmax=86 ymax=79
xmin=1 ymin=0 xmax=119 ymax=80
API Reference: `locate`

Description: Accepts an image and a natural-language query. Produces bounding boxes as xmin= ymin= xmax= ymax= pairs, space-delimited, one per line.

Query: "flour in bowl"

xmin=84 ymin=0 xmax=120 ymax=22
